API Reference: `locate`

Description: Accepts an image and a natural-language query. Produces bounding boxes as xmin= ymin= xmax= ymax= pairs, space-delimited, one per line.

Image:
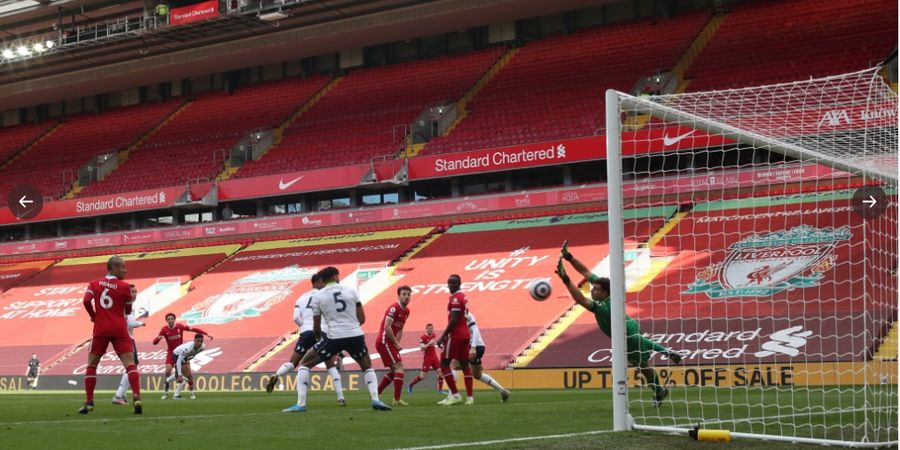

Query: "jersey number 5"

xmin=99 ymin=288 xmax=114 ymax=309
xmin=333 ymin=292 xmax=346 ymax=312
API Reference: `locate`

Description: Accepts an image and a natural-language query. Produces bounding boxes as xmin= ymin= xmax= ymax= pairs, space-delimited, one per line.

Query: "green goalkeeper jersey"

xmin=588 ymin=297 xmax=641 ymax=338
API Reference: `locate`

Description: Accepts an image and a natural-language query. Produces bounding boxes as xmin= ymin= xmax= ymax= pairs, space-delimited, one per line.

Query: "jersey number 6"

xmin=99 ymin=288 xmax=114 ymax=309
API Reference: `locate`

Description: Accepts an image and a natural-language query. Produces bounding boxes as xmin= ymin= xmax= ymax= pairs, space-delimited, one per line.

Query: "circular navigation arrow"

xmin=852 ymin=185 xmax=889 ymax=220
xmin=8 ymin=185 xmax=44 ymax=220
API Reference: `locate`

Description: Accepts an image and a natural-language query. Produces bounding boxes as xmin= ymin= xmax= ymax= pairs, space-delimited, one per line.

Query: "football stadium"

xmin=0 ymin=0 xmax=896 ymax=448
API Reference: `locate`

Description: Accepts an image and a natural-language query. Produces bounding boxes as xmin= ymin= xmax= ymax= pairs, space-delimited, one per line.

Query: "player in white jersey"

xmin=267 ymin=273 xmax=346 ymax=407
xmin=283 ymin=266 xmax=391 ymax=412
xmin=448 ymin=312 xmax=510 ymax=402
xmin=112 ymin=305 xmax=148 ymax=405
xmin=166 ymin=334 xmax=205 ymax=400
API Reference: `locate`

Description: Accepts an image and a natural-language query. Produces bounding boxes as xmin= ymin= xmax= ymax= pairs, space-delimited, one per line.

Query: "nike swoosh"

xmin=662 ymin=130 xmax=695 ymax=146
xmin=278 ymin=176 xmax=304 ymax=190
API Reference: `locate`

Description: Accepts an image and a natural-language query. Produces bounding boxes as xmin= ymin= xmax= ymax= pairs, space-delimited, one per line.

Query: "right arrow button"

xmin=852 ymin=186 xmax=888 ymax=219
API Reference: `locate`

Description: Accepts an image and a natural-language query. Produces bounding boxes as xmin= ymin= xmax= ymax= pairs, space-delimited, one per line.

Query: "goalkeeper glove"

xmin=561 ymin=240 xmax=573 ymax=261
xmin=555 ymin=257 xmax=570 ymax=285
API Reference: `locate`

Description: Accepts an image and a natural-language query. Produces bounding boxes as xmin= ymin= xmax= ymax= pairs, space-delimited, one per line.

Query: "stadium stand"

xmin=685 ymin=0 xmax=897 ymax=91
xmin=528 ymin=190 xmax=893 ymax=368
xmin=0 ymin=101 xmax=180 ymax=206
xmin=0 ymin=260 xmax=54 ymax=293
xmin=351 ymin=209 xmax=673 ymax=370
xmin=0 ymin=246 xmax=238 ymax=375
xmin=0 ymin=121 xmax=55 ymax=167
xmin=78 ymin=76 xmax=331 ymax=196
xmin=420 ymin=13 xmax=708 ymax=156
xmin=235 ymin=48 xmax=504 ymax=176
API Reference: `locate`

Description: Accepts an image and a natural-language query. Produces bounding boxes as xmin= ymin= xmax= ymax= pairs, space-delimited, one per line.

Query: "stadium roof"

xmin=0 ymin=0 xmax=610 ymax=110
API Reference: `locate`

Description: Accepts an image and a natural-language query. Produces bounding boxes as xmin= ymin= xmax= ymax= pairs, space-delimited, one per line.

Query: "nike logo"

xmin=662 ymin=130 xmax=695 ymax=146
xmin=278 ymin=176 xmax=304 ymax=190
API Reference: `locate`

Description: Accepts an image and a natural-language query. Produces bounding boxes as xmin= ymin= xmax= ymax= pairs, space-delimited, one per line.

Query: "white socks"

xmin=480 ymin=373 xmax=505 ymax=392
xmin=174 ymin=381 xmax=184 ymax=397
xmin=328 ymin=366 xmax=345 ymax=401
xmin=115 ymin=372 xmax=129 ymax=399
xmin=363 ymin=369 xmax=379 ymax=401
xmin=276 ymin=362 xmax=295 ymax=377
xmin=296 ymin=367 xmax=310 ymax=407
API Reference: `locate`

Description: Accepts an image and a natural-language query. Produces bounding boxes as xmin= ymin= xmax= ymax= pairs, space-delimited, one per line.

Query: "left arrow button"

xmin=8 ymin=185 xmax=43 ymax=220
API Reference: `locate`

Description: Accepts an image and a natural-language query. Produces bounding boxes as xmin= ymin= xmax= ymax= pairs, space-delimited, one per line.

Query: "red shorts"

xmin=375 ymin=342 xmax=402 ymax=368
xmin=90 ymin=336 xmax=134 ymax=356
xmin=165 ymin=350 xmax=177 ymax=366
xmin=422 ymin=358 xmax=440 ymax=372
xmin=442 ymin=337 xmax=471 ymax=362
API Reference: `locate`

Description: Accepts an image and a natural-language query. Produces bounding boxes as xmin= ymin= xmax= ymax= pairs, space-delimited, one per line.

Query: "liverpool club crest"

xmin=180 ymin=265 xmax=316 ymax=325
xmin=683 ymin=225 xmax=850 ymax=298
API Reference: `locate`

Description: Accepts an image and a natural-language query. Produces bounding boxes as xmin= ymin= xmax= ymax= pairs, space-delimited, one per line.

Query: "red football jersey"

xmin=157 ymin=323 xmax=204 ymax=351
xmin=378 ymin=302 xmax=409 ymax=346
xmin=447 ymin=292 xmax=470 ymax=340
xmin=420 ymin=333 xmax=439 ymax=361
xmin=83 ymin=275 xmax=133 ymax=338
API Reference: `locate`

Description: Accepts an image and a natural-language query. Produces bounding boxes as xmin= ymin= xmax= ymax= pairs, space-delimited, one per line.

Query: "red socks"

xmin=126 ymin=364 xmax=141 ymax=401
xmin=409 ymin=375 xmax=423 ymax=387
xmin=441 ymin=365 xmax=458 ymax=394
xmin=392 ymin=372 xmax=404 ymax=401
xmin=462 ymin=366 xmax=474 ymax=398
xmin=84 ymin=366 xmax=97 ymax=403
xmin=378 ymin=372 xmax=394 ymax=395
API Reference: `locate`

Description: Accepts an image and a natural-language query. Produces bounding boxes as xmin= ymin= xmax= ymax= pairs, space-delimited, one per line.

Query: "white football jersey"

xmin=312 ymin=282 xmax=363 ymax=339
xmin=466 ymin=312 xmax=485 ymax=347
xmin=173 ymin=341 xmax=205 ymax=364
xmin=294 ymin=289 xmax=328 ymax=334
xmin=125 ymin=313 xmax=144 ymax=339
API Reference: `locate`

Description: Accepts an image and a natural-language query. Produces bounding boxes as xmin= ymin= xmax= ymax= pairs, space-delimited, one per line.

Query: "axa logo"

xmin=819 ymin=110 xmax=851 ymax=127
xmin=754 ymin=325 xmax=812 ymax=357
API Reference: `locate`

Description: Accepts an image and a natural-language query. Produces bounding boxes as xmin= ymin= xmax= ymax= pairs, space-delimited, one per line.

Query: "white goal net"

xmin=605 ymin=68 xmax=898 ymax=447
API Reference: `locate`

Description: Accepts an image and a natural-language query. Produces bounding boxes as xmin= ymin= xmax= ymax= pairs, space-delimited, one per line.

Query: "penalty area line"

xmin=391 ymin=429 xmax=618 ymax=450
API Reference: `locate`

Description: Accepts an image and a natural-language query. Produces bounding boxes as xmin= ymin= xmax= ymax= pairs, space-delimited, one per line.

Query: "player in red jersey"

xmin=152 ymin=313 xmax=212 ymax=399
xmin=375 ymin=286 xmax=411 ymax=406
xmin=406 ymin=323 xmax=445 ymax=394
xmin=435 ymin=274 xmax=474 ymax=406
xmin=78 ymin=256 xmax=142 ymax=415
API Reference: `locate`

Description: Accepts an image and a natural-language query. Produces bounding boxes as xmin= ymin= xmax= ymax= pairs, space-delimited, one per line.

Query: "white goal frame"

xmin=604 ymin=68 xmax=898 ymax=448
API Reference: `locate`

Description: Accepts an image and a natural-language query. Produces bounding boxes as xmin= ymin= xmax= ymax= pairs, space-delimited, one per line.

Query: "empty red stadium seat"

xmin=78 ymin=76 xmax=330 ymax=197
xmin=421 ymin=13 xmax=707 ymax=156
xmin=686 ymin=0 xmax=896 ymax=91
xmin=0 ymin=102 xmax=180 ymax=205
xmin=236 ymin=48 xmax=505 ymax=177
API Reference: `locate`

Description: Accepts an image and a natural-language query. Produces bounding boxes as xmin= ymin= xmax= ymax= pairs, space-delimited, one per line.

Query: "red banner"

xmin=408 ymin=137 xmax=602 ymax=180
xmin=217 ymin=165 xmax=371 ymax=201
xmin=42 ymin=337 xmax=277 ymax=375
xmin=169 ymin=0 xmax=219 ymax=26
xmin=0 ymin=186 xmax=183 ymax=225
xmin=0 ymin=163 xmax=849 ymax=257
xmin=528 ymin=314 xmax=878 ymax=368
xmin=408 ymin=129 xmax=734 ymax=180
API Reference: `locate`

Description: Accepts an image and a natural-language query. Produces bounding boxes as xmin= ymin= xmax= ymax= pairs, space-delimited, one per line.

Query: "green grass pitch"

xmin=4 ymin=388 xmax=890 ymax=449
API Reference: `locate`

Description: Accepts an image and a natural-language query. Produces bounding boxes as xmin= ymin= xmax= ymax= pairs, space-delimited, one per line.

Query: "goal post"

xmin=605 ymin=68 xmax=898 ymax=447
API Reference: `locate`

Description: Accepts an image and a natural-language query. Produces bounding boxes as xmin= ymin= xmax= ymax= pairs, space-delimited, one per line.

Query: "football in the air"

xmin=528 ymin=278 xmax=552 ymax=301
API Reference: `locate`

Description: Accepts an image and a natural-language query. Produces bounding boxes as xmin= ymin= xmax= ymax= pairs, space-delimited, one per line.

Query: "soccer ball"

xmin=528 ymin=278 xmax=552 ymax=301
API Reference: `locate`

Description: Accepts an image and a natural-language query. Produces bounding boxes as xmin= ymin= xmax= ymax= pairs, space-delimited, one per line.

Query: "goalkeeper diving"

xmin=555 ymin=241 xmax=683 ymax=406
